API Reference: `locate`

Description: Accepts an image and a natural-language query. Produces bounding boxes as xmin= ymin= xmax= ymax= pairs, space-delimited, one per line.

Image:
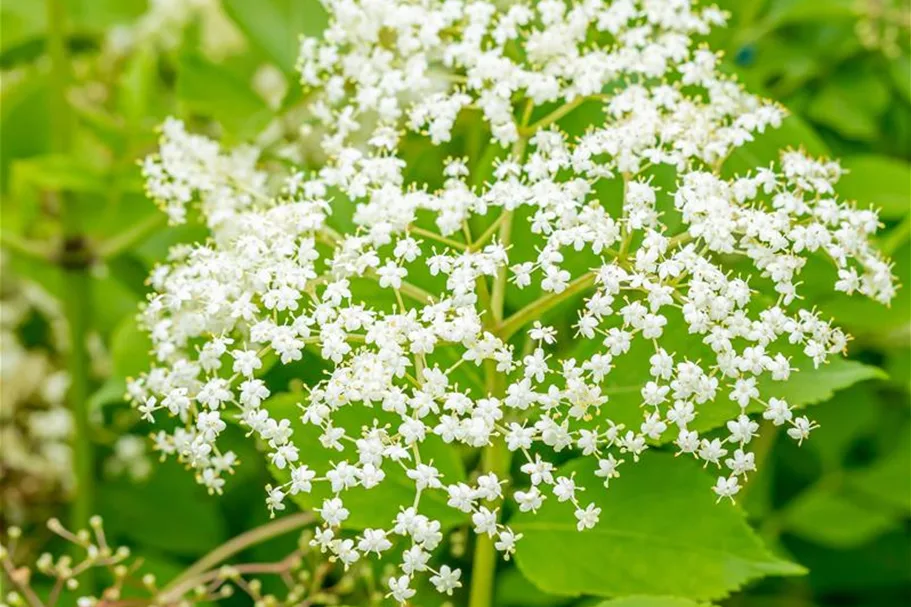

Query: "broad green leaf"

xmin=836 ymin=155 xmax=911 ymax=220
xmin=806 ymin=79 xmax=886 ymax=142
xmin=100 ymin=460 xmax=227 ymax=556
xmin=782 ymin=483 xmax=899 ymax=548
xmin=594 ymin=598 xmax=713 ymax=607
xmin=264 ymin=392 xmax=469 ymax=529
xmin=723 ymin=114 xmax=829 ymax=178
xmin=494 ymin=567 xmax=567 ymax=607
xmin=762 ymin=0 xmax=857 ymax=29
xmin=807 ymin=385 xmax=880 ymax=468
xmin=222 ymin=0 xmax=328 ymax=75
xmin=177 ymin=52 xmax=273 ymax=139
xmin=570 ymin=304 xmax=885 ymax=438
xmin=511 ymin=453 xmax=804 ymax=601
xmin=845 ymin=424 xmax=911 ymax=514
xmin=10 ymin=154 xmax=108 ymax=199
xmin=1 ymin=76 xmax=51 ymax=187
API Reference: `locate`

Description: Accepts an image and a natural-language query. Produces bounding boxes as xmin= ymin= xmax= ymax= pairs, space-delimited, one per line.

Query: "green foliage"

xmin=99 ymin=461 xmax=227 ymax=555
xmin=177 ymin=51 xmax=273 ymax=138
xmin=1 ymin=1 xmax=908 ymax=606
xmin=221 ymin=0 xmax=327 ymax=75
xmin=511 ymin=454 xmax=803 ymax=601
xmin=594 ymin=599 xmax=712 ymax=607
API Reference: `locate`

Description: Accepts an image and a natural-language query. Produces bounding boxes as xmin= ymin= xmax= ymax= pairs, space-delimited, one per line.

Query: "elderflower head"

xmin=132 ymin=0 xmax=897 ymax=602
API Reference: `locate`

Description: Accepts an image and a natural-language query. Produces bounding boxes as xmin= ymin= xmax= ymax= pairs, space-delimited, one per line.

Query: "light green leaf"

xmin=100 ymin=461 xmax=227 ymax=556
xmin=177 ymin=52 xmax=273 ymax=139
xmin=782 ymin=484 xmax=899 ymax=548
xmin=807 ymin=78 xmax=887 ymax=142
xmin=807 ymin=385 xmax=881 ymax=467
xmin=845 ymin=425 xmax=911 ymax=514
xmin=889 ymin=54 xmax=911 ymax=104
xmin=763 ymin=0 xmax=857 ymax=29
xmin=110 ymin=313 xmax=152 ymax=379
xmin=89 ymin=377 xmax=128 ymax=411
xmin=512 ymin=453 xmax=804 ymax=601
xmin=222 ymin=0 xmax=328 ymax=76
xmin=723 ymin=114 xmax=829 ymax=177
xmin=836 ymin=155 xmax=911 ymax=220
xmin=264 ymin=392 xmax=469 ymax=529
xmin=10 ymin=154 xmax=107 ymax=195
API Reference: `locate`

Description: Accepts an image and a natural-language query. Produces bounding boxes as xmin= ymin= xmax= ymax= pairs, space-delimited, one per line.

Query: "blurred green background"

xmin=1 ymin=1 xmax=909 ymax=606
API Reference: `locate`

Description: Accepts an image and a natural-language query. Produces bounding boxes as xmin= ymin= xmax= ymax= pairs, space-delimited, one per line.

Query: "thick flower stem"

xmin=468 ymin=437 xmax=511 ymax=607
xmin=497 ymin=271 xmax=597 ymax=340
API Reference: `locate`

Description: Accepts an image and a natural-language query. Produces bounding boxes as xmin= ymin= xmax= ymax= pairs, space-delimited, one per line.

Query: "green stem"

xmin=47 ymin=0 xmax=94 ymax=547
xmin=489 ymin=136 xmax=527 ymax=324
xmin=159 ymin=512 xmax=314 ymax=602
xmin=96 ymin=213 xmax=166 ymax=259
xmin=0 ymin=230 xmax=53 ymax=263
xmin=496 ymin=271 xmax=597 ymax=341
xmin=467 ymin=443 xmax=510 ymax=607
xmin=468 ymin=361 xmax=511 ymax=607
xmin=519 ymin=95 xmax=591 ymax=135
xmin=61 ymin=263 xmax=92 ymax=526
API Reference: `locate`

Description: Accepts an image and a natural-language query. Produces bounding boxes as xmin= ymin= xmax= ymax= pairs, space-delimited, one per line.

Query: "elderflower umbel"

xmin=131 ymin=0 xmax=897 ymax=602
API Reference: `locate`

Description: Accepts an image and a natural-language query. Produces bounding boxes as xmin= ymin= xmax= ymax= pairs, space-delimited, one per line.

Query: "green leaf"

xmin=100 ymin=460 xmax=227 ymax=556
xmin=845 ymin=424 xmax=911 ymax=514
xmin=723 ymin=114 xmax=829 ymax=178
xmin=807 ymin=385 xmax=880 ymax=467
xmin=110 ymin=313 xmax=152 ymax=379
xmin=222 ymin=0 xmax=328 ymax=76
xmin=10 ymin=154 xmax=107 ymax=196
xmin=594 ymin=598 xmax=713 ymax=607
xmin=782 ymin=483 xmax=899 ymax=548
xmin=177 ymin=52 xmax=273 ymax=139
xmin=494 ymin=567 xmax=567 ymax=607
xmin=762 ymin=0 xmax=857 ymax=29
xmin=806 ymin=77 xmax=888 ymax=142
xmin=511 ymin=453 xmax=804 ymax=601
xmin=888 ymin=54 xmax=911 ymax=104
xmin=264 ymin=392 xmax=469 ymax=529
xmin=571 ymin=303 xmax=885 ymax=439
xmin=836 ymin=155 xmax=911 ymax=220
xmin=118 ymin=44 xmax=158 ymax=130
xmin=0 ymin=77 xmax=50 ymax=187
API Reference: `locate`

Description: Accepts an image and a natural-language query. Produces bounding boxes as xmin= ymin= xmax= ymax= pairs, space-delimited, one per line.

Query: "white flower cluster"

xmin=132 ymin=0 xmax=896 ymax=602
